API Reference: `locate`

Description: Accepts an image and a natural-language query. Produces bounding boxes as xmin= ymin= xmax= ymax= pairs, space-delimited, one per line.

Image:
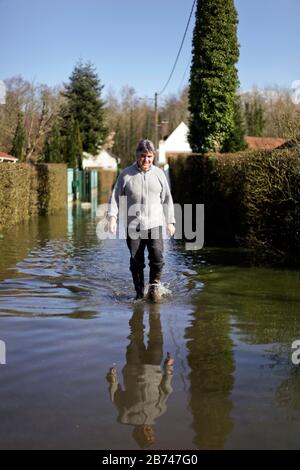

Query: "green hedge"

xmin=169 ymin=148 xmax=300 ymax=266
xmin=97 ymin=169 xmax=117 ymax=204
xmin=0 ymin=163 xmax=67 ymax=231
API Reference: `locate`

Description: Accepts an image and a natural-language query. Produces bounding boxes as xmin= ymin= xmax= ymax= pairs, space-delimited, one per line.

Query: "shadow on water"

xmin=185 ymin=299 xmax=234 ymax=450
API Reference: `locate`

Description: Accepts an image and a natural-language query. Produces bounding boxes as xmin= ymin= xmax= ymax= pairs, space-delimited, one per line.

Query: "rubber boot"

xmin=148 ymin=268 xmax=162 ymax=302
xmin=131 ymin=269 xmax=145 ymax=300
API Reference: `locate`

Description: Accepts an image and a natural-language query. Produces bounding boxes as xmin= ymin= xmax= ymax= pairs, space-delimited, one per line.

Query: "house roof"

xmin=245 ymin=136 xmax=286 ymax=150
xmin=105 ymin=149 xmax=119 ymax=160
xmin=274 ymin=139 xmax=299 ymax=150
xmin=0 ymin=152 xmax=18 ymax=162
xmin=83 ymin=148 xmax=118 ymax=160
xmin=160 ymin=122 xmax=192 ymax=153
xmin=82 ymin=148 xmax=118 ymax=169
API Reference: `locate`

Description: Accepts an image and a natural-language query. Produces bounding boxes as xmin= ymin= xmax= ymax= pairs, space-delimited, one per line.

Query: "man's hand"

xmin=108 ymin=216 xmax=117 ymax=234
xmin=167 ymin=223 xmax=175 ymax=238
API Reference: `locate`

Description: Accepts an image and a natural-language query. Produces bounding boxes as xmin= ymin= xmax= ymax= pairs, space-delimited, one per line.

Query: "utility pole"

xmin=154 ymin=92 xmax=158 ymax=150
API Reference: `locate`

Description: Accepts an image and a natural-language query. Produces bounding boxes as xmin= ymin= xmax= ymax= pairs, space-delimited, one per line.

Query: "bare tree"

xmin=160 ymin=87 xmax=189 ymax=138
xmin=25 ymin=84 xmax=63 ymax=160
xmin=240 ymin=86 xmax=300 ymax=143
xmin=0 ymin=76 xmax=63 ymax=160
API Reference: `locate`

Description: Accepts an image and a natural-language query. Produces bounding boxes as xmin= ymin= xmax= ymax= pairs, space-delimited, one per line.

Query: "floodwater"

xmin=0 ymin=204 xmax=300 ymax=450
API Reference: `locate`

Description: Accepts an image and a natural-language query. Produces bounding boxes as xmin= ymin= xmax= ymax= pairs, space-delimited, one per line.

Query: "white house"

xmin=157 ymin=121 xmax=192 ymax=165
xmin=82 ymin=149 xmax=118 ymax=170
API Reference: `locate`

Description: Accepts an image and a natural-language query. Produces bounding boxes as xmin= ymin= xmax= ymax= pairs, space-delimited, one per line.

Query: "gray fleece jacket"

xmin=108 ymin=162 xmax=175 ymax=230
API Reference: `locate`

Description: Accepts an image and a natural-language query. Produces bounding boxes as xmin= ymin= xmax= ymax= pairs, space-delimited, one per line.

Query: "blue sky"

xmin=1 ymin=0 xmax=299 ymax=100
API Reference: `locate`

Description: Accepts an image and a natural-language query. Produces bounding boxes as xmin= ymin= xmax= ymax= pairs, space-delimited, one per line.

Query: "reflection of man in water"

xmin=106 ymin=303 xmax=174 ymax=448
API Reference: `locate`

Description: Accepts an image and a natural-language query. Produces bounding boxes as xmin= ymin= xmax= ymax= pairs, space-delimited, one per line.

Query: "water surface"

xmin=0 ymin=205 xmax=300 ymax=449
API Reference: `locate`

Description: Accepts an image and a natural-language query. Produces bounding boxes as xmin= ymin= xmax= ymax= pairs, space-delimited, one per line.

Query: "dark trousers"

xmin=126 ymin=226 xmax=164 ymax=276
xmin=126 ymin=305 xmax=163 ymax=365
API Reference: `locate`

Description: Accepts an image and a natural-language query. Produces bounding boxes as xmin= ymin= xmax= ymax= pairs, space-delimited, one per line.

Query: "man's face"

xmin=137 ymin=151 xmax=154 ymax=172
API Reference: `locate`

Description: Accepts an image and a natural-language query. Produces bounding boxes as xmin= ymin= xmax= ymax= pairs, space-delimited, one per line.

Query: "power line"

xmin=157 ymin=0 xmax=196 ymax=96
xmin=178 ymin=54 xmax=192 ymax=91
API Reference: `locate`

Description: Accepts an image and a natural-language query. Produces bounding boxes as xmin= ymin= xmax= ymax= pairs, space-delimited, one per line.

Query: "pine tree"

xmin=63 ymin=117 xmax=83 ymax=168
xmin=222 ymin=95 xmax=248 ymax=152
xmin=11 ymin=113 xmax=26 ymax=161
xmin=188 ymin=0 xmax=240 ymax=153
xmin=74 ymin=120 xmax=83 ymax=170
xmin=63 ymin=61 xmax=107 ymax=154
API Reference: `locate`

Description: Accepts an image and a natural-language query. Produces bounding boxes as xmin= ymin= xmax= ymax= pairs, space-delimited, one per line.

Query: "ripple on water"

xmin=0 ymin=228 xmax=204 ymax=318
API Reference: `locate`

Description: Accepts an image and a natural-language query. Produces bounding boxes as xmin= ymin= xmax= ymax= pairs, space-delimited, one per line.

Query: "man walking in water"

xmin=108 ymin=139 xmax=175 ymax=300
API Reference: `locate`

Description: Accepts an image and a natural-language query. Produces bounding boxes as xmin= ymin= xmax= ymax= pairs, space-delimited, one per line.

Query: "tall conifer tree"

xmin=63 ymin=61 xmax=107 ymax=154
xmin=43 ymin=120 xmax=62 ymax=163
xmin=188 ymin=0 xmax=240 ymax=152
